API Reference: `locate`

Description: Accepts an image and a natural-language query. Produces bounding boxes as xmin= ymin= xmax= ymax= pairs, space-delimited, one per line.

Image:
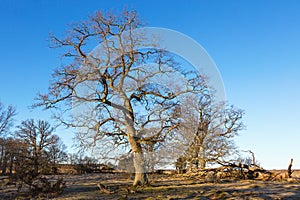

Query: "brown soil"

xmin=1 ymin=172 xmax=300 ymax=199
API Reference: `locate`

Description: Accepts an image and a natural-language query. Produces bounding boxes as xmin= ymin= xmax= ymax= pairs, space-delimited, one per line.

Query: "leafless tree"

xmin=0 ymin=138 xmax=27 ymax=175
xmin=34 ymin=10 xmax=203 ymax=185
xmin=46 ymin=136 xmax=68 ymax=174
xmin=180 ymin=86 xmax=244 ymax=170
xmin=0 ymin=102 xmax=16 ymax=173
xmin=15 ymin=119 xmax=58 ymax=175
xmin=0 ymin=102 xmax=16 ymax=136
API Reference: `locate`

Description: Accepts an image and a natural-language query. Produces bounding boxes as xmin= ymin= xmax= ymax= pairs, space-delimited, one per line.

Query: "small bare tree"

xmin=0 ymin=138 xmax=25 ymax=174
xmin=0 ymin=102 xmax=16 ymax=136
xmin=15 ymin=119 xmax=58 ymax=175
xmin=46 ymin=136 xmax=68 ymax=174
xmin=0 ymin=102 xmax=16 ymax=174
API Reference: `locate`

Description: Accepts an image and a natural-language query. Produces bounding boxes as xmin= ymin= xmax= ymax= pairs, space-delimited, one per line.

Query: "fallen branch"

xmin=97 ymin=183 xmax=114 ymax=194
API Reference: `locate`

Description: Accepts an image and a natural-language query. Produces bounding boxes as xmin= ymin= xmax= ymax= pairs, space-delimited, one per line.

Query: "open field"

xmin=1 ymin=172 xmax=300 ymax=199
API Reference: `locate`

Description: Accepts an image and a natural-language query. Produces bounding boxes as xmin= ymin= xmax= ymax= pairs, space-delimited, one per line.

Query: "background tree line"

xmin=0 ymin=101 xmax=117 ymax=179
xmin=0 ymin=103 xmax=68 ymax=176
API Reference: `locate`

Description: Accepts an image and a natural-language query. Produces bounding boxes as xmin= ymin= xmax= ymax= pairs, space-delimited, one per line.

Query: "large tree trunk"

xmin=128 ymin=134 xmax=147 ymax=186
xmin=124 ymin=98 xmax=148 ymax=186
xmin=199 ymin=146 xmax=206 ymax=170
xmin=132 ymin=151 xmax=147 ymax=186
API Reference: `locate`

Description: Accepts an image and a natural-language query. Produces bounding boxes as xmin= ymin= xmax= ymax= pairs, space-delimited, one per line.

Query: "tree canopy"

xmin=35 ymin=10 xmax=244 ymax=186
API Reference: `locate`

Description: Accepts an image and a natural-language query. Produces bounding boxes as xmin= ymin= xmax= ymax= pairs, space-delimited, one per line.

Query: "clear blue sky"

xmin=1 ymin=0 xmax=300 ymax=169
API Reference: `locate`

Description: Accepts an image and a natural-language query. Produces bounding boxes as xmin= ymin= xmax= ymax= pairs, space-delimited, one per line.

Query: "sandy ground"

xmin=1 ymin=173 xmax=300 ymax=199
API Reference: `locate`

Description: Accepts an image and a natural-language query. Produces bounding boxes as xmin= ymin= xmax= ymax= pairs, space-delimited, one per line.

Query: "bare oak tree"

xmin=0 ymin=138 xmax=27 ymax=175
xmin=0 ymin=102 xmax=16 ymax=136
xmin=0 ymin=102 xmax=16 ymax=174
xmin=15 ymin=119 xmax=58 ymax=175
xmin=46 ymin=136 xmax=68 ymax=174
xmin=34 ymin=10 xmax=201 ymax=185
xmin=180 ymin=86 xmax=244 ymax=170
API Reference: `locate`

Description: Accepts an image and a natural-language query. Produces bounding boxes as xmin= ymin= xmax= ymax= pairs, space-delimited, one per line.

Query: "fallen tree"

xmin=182 ymin=159 xmax=298 ymax=182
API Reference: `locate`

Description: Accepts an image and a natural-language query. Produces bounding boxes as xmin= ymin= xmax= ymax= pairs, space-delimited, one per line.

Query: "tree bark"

xmin=124 ymin=97 xmax=148 ymax=186
xmin=127 ymin=134 xmax=147 ymax=186
xmin=199 ymin=146 xmax=206 ymax=170
xmin=133 ymin=151 xmax=147 ymax=186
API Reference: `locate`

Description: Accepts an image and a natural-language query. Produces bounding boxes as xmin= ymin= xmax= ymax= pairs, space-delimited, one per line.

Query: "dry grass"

xmin=1 ymin=172 xmax=300 ymax=199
